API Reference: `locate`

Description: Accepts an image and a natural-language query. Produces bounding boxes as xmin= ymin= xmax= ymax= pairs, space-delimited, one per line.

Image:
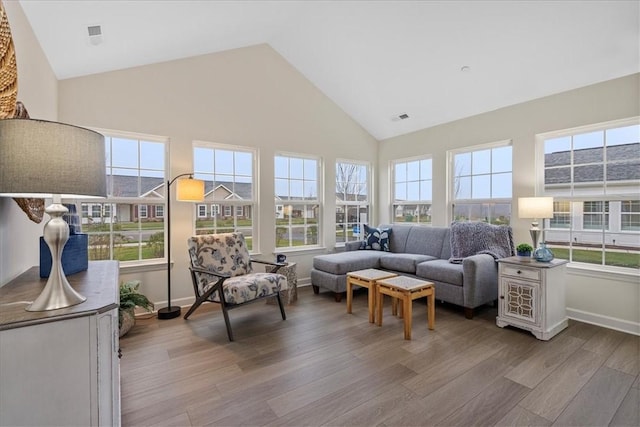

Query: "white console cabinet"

xmin=496 ymin=257 xmax=569 ymax=341
xmin=0 ymin=261 xmax=120 ymax=426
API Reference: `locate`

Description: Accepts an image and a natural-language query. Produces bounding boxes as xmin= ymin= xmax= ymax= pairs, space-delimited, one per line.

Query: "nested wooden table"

xmin=346 ymin=269 xmax=398 ymax=323
xmin=375 ymin=275 xmax=435 ymax=340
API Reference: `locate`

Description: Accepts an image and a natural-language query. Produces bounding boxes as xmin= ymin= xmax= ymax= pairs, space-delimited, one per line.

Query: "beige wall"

xmin=379 ymin=73 xmax=640 ymax=333
xmin=0 ymin=1 xmax=58 ymax=285
xmin=58 ymin=44 xmax=378 ymax=305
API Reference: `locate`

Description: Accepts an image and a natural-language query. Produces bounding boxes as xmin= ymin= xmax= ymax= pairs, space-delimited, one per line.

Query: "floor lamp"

xmin=518 ymin=197 xmax=554 ymax=250
xmin=0 ymin=119 xmax=106 ymax=311
xmin=157 ymin=174 xmax=204 ymax=319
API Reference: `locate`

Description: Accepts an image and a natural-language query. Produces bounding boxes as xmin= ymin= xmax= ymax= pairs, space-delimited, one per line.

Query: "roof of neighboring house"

xmin=545 ymin=143 xmax=640 ymax=185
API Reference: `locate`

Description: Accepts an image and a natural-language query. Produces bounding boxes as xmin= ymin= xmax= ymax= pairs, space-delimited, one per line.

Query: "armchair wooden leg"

xmin=184 ymin=283 xmax=219 ymax=319
xmin=464 ymin=307 xmax=474 ymax=319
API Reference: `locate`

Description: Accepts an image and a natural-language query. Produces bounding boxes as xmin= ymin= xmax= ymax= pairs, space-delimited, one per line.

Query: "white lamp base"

xmin=27 ymin=203 xmax=86 ymax=311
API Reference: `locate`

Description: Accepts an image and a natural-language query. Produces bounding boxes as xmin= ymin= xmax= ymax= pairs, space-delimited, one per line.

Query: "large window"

xmin=540 ymin=119 xmax=639 ymax=269
xmin=79 ymin=132 xmax=167 ymax=263
xmin=275 ymin=154 xmax=321 ymax=248
xmin=450 ymin=141 xmax=512 ymax=225
xmin=193 ymin=143 xmax=255 ymax=250
xmin=392 ymin=157 xmax=432 ymax=224
xmin=336 ymin=160 xmax=370 ymax=243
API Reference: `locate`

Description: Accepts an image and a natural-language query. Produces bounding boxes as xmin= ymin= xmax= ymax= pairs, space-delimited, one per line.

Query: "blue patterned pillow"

xmin=359 ymin=225 xmax=392 ymax=251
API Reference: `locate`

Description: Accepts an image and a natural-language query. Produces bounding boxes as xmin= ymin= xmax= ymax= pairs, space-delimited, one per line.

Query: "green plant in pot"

xmin=516 ymin=243 xmax=534 ymax=259
xmin=119 ymin=280 xmax=154 ymax=337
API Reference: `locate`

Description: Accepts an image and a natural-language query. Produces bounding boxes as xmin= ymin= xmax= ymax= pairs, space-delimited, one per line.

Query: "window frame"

xmin=274 ymin=152 xmax=322 ymax=249
xmin=75 ymin=129 xmax=169 ymax=265
xmin=391 ymin=155 xmax=433 ymax=225
xmin=335 ymin=159 xmax=371 ymax=244
xmin=448 ymin=139 xmax=513 ymax=225
xmin=192 ymin=141 xmax=258 ymax=250
xmin=536 ymin=117 xmax=640 ymax=272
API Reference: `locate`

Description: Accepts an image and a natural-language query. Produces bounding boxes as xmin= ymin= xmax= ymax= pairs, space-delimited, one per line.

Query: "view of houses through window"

xmin=392 ymin=157 xmax=432 ymax=224
xmin=335 ymin=160 xmax=370 ymax=243
xmin=80 ymin=133 xmax=167 ymax=262
xmin=540 ymin=120 xmax=640 ymax=269
xmin=450 ymin=142 xmax=512 ymax=225
xmin=275 ymin=154 xmax=320 ymax=248
xmin=193 ymin=144 xmax=255 ymax=249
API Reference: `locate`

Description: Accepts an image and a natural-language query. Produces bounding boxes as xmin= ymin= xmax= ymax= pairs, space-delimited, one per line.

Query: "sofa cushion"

xmin=379 ymin=253 xmax=437 ymax=274
xmin=313 ymin=251 xmax=381 ymax=275
xmin=404 ymin=226 xmax=449 ymax=257
xmin=359 ymin=225 xmax=392 ymax=251
xmin=416 ymin=259 xmax=464 ymax=286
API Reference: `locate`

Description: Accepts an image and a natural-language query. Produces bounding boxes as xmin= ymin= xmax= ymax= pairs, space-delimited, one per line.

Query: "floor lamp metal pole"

xmin=157 ymin=174 xmax=192 ymax=320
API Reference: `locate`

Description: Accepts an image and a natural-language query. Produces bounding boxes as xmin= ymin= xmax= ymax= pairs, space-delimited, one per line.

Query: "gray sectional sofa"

xmin=310 ymin=224 xmax=513 ymax=318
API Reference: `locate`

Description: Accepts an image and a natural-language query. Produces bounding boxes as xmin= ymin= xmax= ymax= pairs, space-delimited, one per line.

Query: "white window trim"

xmin=535 ymin=117 xmax=640 ymax=275
xmin=391 ymin=154 xmax=433 ymax=225
xmin=274 ymin=152 xmax=323 ymax=249
xmin=335 ymin=159 xmax=371 ymax=245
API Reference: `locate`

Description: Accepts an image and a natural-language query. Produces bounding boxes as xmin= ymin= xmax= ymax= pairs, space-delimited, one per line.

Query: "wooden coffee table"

xmin=346 ymin=269 xmax=398 ymax=323
xmin=375 ymin=276 xmax=435 ymax=340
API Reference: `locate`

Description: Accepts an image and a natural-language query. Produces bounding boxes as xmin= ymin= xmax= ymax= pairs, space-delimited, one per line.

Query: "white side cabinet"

xmin=496 ymin=257 xmax=569 ymax=340
xmin=0 ymin=261 xmax=121 ymax=426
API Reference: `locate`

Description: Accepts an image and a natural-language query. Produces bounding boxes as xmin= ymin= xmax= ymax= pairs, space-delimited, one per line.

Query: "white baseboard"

xmin=567 ymin=307 xmax=640 ymax=336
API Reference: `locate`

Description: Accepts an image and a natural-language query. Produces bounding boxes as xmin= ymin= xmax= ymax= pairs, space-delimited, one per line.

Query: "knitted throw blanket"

xmin=449 ymin=221 xmax=515 ymax=264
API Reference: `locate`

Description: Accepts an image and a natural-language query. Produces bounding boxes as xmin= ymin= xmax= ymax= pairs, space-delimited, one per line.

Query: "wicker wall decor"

xmin=0 ymin=0 xmax=45 ymax=223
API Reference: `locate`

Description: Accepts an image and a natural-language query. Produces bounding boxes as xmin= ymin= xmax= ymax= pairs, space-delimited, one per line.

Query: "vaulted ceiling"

xmin=18 ymin=0 xmax=640 ymax=140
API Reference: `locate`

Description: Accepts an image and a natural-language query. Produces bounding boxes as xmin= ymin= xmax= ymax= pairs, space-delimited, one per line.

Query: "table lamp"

xmin=518 ymin=197 xmax=554 ymax=250
xmin=0 ymin=119 xmax=106 ymax=311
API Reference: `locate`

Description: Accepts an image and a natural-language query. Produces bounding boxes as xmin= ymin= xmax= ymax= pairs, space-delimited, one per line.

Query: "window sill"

xmin=119 ymin=259 xmax=168 ymax=274
xmin=567 ymin=262 xmax=639 ymax=284
xmin=271 ymin=246 xmax=328 ymax=256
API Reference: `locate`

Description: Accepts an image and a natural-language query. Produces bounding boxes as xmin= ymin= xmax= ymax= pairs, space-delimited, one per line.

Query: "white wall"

xmin=379 ymin=73 xmax=640 ymax=334
xmin=57 ymin=44 xmax=378 ymax=305
xmin=0 ymin=1 xmax=57 ymax=285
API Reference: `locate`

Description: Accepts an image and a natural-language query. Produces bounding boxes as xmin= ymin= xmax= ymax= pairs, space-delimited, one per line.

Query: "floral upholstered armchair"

xmin=185 ymin=232 xmax=288 ymax=341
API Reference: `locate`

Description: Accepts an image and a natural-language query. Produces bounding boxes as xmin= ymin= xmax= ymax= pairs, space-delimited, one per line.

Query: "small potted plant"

xmin=516 ymin=243 xmax=534 ymax=261
xmin=119 ymin=280 xmax=154 ymax=337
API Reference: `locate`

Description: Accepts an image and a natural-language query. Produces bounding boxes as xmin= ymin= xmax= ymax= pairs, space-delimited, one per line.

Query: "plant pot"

xmin=517 ymin=251 xmax=531 ymax=262
xmin=119 ymin=307 xmax=135 ymax=337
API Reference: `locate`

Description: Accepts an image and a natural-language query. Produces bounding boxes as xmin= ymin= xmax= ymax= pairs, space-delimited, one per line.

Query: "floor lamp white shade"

xmin=0 ymin=119 xmax=106 ymax=311
xmin=157 ymin=174 xmax=204 ymax=320
xmin=518 ymin=197 xmax=554 ymax=250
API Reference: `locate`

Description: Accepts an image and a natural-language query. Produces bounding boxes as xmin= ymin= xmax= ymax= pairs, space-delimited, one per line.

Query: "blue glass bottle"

xmin=534 ymin=242 xmax=554 ymax=262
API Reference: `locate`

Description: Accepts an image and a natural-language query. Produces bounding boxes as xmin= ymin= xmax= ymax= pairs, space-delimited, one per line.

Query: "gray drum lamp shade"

xmin=0 ymin=119 xmax=107 ymax=198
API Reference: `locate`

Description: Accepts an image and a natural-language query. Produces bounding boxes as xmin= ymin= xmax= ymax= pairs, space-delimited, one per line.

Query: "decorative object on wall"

xmin=159 ymin=174 xmax=205 ymax=319
xmin=0 ymin=119 xmax=107 ymax=311
xmin=518 ymin=196 xmax=554 ymax=250
xmin=0 ymin=1 xmax=46 ymax=223
xmin=0 ymin=0 xmax=17 ymax=119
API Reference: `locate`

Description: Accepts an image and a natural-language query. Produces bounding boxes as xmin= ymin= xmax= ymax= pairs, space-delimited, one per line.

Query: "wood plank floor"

xmin=119 ymin=286 xmax=639 ymax=427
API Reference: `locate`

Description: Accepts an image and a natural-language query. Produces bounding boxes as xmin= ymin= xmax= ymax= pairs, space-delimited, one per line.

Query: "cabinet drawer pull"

xmin=499 ymin=295 xmax=504 ymax=299
xmin=517 ymin=270 xmax=522 ymax=274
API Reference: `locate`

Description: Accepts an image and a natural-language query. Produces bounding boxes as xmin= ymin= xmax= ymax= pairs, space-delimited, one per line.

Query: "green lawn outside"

xmin=549 ymin=247 xmax=639 ymax=269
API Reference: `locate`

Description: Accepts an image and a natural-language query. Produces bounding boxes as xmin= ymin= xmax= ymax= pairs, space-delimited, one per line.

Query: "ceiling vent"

xmin=87 ymin=25 xmax=103 ymax=45
xmin=398 ymin=113 xmax=409 ymax=120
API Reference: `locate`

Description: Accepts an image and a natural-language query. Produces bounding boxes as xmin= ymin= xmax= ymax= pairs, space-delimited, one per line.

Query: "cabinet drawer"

xmin=501 ymin=265 xmax=540 ymax=281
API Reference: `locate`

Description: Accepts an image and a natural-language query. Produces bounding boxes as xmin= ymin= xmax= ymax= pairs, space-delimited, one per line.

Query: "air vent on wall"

xmin=87 ymin=25 xmax=103 ymax=45
xmin=398 ymin=113 xmax=409 ymax=120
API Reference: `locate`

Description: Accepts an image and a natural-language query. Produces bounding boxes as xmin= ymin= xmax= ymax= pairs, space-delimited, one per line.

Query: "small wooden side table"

xmin=376 ymin=276 xmax=435 ymax=340
xmin=346 ymin=269 xmax=397 ymax=323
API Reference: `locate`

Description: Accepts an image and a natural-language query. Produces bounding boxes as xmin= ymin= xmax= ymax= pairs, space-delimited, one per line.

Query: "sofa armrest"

xmin=462 ymin=254 xmax=499 ymax=307
xmin=345 ymin=241 xmax=362 ymax=251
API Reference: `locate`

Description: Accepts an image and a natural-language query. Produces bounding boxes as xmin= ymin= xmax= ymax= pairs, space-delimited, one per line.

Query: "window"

xmin=392 ymin=156 xmax=432 ymax=224
xmin=539 ymin=119 xmax=639 ymax=269
xmin=621 ymin=201 xmax=640 ymax=231
xmin=197 ymin=204 xmax=207 ymax=218
xmin=79 ymin=132 xmax=166 ymax=263
xmin=450 ymin=142 xmax=512 ymax=225
xmin=335 ymin=160 xmax=370 ymax=243
xmin=193 ymin=143 xmax=256 ymax=249
xmin=275 ymin=154 xmax=321 ymax=248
